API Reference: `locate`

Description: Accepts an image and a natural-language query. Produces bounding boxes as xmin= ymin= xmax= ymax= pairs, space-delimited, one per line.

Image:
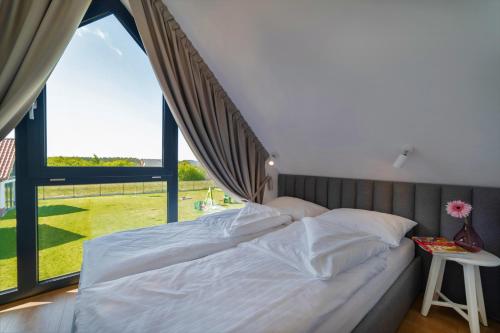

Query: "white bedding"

xmin=79 ymin=209 xmax=290 ymax=289
xmin=248 ymin=218 xmax=389 ymax=280
xmin=74 ymin=223 xmax=390 ymax=333
xmin=314 ymin=237 xmax=415 ymax=333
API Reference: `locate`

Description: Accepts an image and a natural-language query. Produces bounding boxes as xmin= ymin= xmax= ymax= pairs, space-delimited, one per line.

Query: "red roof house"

xmin=0 ymin=138 xmax=15 ymax=182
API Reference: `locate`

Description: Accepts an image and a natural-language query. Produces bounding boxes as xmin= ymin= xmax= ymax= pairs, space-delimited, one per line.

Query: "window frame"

xmin=0 ymin=0 xmax=178 ymax=305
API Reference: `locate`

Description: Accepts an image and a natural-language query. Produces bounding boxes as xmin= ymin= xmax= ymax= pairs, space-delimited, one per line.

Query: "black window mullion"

xmin=39 ymin=167 xmax=172 ymax=179
xmin=14 ymin=116 xmax=38 ymax=296
xmin=33 ymin=175 xmax=169 ymax=187
xmin=164 ymin=99 xmax=178 ymax=222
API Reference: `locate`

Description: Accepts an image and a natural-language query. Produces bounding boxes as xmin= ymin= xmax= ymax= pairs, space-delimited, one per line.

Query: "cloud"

xmin=76 ymin=26 xmax=89 ymax=37
xmin=94 ymin=28 xmax=107 ymax=40
xmin=110 ymin=46 xmax=123 ymax=56
xmin=75 ymin=26 xmax=123 ymax=56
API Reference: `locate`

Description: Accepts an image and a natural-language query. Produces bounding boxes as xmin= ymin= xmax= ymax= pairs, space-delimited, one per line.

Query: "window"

xmin=46 ymin=15 xmax=163 ymax=168
xmin=24 ymin=9 xmax=177 ymax=282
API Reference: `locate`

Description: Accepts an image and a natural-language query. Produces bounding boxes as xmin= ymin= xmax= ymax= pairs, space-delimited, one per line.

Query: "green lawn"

xmin=0 ymin=188 xmax=242 ymax=291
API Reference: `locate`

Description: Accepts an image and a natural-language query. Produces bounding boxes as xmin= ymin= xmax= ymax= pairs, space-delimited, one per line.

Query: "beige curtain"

xmin=0 ymin=0 xmax=91 ymax=139
xmin=129 ymin=0 xmax=269 ymax=203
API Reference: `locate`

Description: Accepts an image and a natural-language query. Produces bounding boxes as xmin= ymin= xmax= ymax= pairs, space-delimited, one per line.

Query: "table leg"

xmin=434 ymin=259 xmax=445 ymax=300
xmin=474 ymin=266 xmax=488 ymax=326
xmin=421 ymin=255 xmax=443 ymax=316
xmin=464 ymin=264 xmax=480 ymax=333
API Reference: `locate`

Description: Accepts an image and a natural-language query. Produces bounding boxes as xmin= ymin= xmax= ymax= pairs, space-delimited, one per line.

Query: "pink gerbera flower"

xmin=446 ymin=200 xmax=472 ymax=219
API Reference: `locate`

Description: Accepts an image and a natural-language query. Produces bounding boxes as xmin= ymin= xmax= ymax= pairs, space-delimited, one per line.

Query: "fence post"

xmin=73 ymin=185 xmax=75 ymax=198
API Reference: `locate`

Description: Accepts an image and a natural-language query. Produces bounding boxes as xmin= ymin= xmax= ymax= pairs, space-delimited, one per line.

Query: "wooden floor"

xmin=0 ymin=288 xmax=499 ymax=333
xmin=0 ymin=286 xmax=77 ymax=333
xmin=398 ymin=296 xmax=500 ymax=333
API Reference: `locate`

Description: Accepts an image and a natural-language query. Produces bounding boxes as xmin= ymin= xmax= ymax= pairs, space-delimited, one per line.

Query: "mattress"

xmin=314 ymin=237 xmax=415 ymax=333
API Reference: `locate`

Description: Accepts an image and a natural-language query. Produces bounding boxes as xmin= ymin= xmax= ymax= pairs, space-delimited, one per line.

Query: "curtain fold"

xmin=0 ymin=0 xmax=91 ymax=139
xmin=129 ymin=0 xmax=269 ymax=203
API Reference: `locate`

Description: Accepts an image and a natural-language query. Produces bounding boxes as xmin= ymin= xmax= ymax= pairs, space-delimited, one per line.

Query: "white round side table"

xmin=421 ymin=249 xmax=500 ymax=333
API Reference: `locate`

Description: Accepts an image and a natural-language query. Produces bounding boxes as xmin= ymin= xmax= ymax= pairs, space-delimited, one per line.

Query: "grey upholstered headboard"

xmin=278 ymin=174 xmax=500 ymax=321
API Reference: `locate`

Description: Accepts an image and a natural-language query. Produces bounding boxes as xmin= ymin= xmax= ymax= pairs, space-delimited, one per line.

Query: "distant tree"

xmin=178 ymin=161 xmax=206 ymax=181
xmin=47 ymin=156 xmax=137 ymax=167
xmin=100 ymin=159 xmax=136 ymax=167
xmin=47 ymin=157 xmax=94 ymax=166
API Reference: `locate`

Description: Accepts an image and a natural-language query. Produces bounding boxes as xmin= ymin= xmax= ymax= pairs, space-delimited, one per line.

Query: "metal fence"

xmin=38 ymin=180 xmax=217 ymax=200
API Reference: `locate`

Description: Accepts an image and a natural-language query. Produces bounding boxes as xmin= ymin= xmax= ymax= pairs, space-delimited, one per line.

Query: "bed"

xmin=73 ymin=174 xmax=500 ymax=332
xmin=73 ymin=219 xmax=414 ymax=333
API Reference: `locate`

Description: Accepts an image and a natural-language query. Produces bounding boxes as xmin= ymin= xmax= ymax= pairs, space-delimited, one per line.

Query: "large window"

xmin=27 ymin=7 xmax=177 ymax=283
xmin=46 ymin=15 xmax=163 ymax=168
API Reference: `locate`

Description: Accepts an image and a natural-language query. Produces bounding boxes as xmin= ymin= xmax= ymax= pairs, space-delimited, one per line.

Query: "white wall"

xmin=165 ymin=0 xmax=500 ymax=188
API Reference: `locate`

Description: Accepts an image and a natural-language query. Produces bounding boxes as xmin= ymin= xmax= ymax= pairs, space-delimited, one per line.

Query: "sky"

xmin=45 ymin=15 xmax=196 ymax=161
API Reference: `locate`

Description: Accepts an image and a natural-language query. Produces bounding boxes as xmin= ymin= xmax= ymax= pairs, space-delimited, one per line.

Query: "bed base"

xmin=352 ymin=256 xmax=422 ymax=333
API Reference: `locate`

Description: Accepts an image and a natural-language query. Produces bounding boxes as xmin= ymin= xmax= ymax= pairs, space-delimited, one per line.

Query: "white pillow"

xmin=247 ymin=218 xmax=388 ymax=280
xmin=265 ymin=196 xmax=328 ymax=220
xmin=316 ymin=208 xmax=417 ymax=247
xmin=198 ymin=203 xmax=290 ymax=238
xmin=303 ymin=218 xmax=389 ymax=279
xmin=225 ymin=202 xmax=291 ymax=237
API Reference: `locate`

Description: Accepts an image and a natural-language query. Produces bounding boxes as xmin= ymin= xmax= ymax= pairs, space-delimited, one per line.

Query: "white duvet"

xmin=79 ymin=208 xmax=290 ymax=289
xmin=74 ymin=221 xmax=389 ymax=333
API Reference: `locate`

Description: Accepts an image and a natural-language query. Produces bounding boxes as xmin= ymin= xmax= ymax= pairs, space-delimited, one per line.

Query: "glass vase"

xmin=453 ymin=218 xmax=484 ymax=253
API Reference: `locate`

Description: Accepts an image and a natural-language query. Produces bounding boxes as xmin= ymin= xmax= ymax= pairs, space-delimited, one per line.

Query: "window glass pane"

xmin=37 ymin=181 xmax=167 ymax=281
xmin=0 ymin=131 xmax=17 ymax=292
xmin=46 ymin=15 xmax=163 ymax=167
xmin=177 ymin=130 xmax=243 ymax=222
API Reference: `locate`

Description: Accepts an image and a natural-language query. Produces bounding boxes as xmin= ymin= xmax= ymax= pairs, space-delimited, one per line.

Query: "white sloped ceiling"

xmin=165 ymin=0 xmax=500 ymax=187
